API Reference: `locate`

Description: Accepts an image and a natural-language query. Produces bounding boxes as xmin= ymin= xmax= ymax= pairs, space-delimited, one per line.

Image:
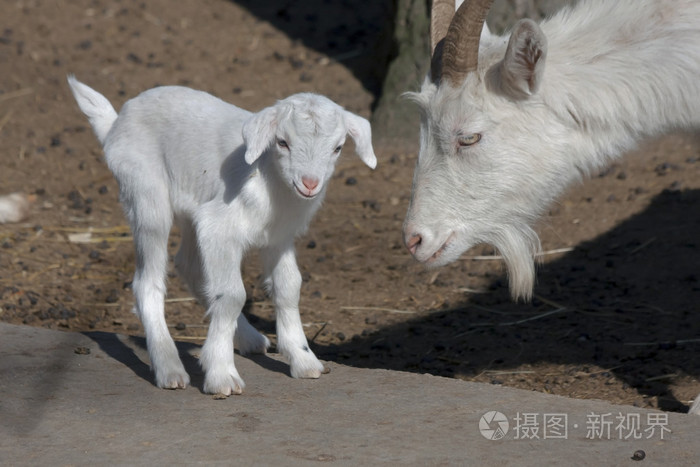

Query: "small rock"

xmin=105 ymin=289 xmax=120 ymax=303
xmin=289 ymin=57 xmax=304 ymax=69
xmin=362 ymin=199 xmax=381 ymax=212
xmin=126 ymin=52 xmax=142 ymax=64
xmin=631 ymin=450 xmax=645 ymax=461
xmin=74 ymin=346 xmax=91 ymax=355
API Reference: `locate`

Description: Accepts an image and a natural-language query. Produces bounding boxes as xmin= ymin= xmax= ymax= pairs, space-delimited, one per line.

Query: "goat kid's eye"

xmin=457 ymin=133 xmax=481 ymax=147
xmin=333 ymin=145 xmax=342 ymax=154
xmin=277 ymin=139 xmax=289 ymax=149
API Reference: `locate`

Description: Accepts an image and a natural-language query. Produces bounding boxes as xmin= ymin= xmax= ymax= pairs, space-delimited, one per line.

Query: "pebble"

xmin=362 ymin=199 xmax=381 ymax=212
xmin=105 ymin=289 xmax=120 ymax=303
xmin=631 ymin=450 xmax=645 ymax=461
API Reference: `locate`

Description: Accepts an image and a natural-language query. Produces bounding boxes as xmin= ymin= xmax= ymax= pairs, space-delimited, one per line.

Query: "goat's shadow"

xmin=314 ymin=188 xmax=700 ymax=413
xmin=82 ymin=302 xmax=293 ymax=392
xmin=82 ymin=332 xmax=204 ymax=389
xmin=230 ymin=0 xmax=395 ymax=106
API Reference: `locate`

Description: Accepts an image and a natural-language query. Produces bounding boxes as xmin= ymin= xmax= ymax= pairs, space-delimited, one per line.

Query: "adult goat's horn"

xmin=440 ymin=0 xmax=494 ymax=86
xmin=431 ymin=0 xmax=455 ymax=54
xmin=430 ymin=0 xmax=455 ymax=83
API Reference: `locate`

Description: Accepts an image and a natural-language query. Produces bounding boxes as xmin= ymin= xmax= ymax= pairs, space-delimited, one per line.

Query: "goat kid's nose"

xmin=405 ymin=233 xmax=422 ymax=256
xmin=302 ymin=176 xmax=319 ymax=191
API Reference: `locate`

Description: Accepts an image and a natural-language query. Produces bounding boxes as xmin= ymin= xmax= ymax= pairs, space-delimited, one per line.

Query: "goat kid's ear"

xmin=487 ymin=19 xmax=547 ymax=101
xmin=343 ymin=111 xmax=377 ymax=169
xmin=242 ymin=106 xmax=278 ymax=165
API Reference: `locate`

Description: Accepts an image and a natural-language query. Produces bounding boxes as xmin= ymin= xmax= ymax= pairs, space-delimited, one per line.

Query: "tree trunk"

xmin=371 ymin=0 xmax=431 ymax=144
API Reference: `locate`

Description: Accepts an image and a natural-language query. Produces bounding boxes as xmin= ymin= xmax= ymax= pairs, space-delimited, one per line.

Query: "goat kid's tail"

xmin=67 ymin=75 xmax=118 ymax=145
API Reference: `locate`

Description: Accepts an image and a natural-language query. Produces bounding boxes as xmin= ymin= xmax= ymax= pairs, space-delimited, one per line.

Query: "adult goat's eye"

xmin=334 ymin=145 xmax=342 ymax=154
xmin=277 ymin=139 xmax=289 ymax=149
xmin=458 ymin=133 xmax=481 ymax=147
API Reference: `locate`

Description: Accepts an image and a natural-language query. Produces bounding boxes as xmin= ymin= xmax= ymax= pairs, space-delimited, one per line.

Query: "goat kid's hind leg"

xmin=262 ymin=243 xmax=326 ymax=379
xmin=235 ymin=312 xmax=271 ymax=356
xmin=128 ymin=194 xmax=189 ymax=389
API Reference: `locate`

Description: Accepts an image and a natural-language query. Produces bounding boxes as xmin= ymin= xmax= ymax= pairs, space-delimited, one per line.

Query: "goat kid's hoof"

xmin=155 ymin=371 xmax=190 ymax=390
xmin=203 ymin=370 xmax=245 ymax=396
xmin=289 ymin=353 xmax=327 ymax=379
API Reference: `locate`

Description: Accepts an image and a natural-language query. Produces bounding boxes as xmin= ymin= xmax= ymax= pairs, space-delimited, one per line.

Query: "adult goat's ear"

xmin=242 ymin=106 xmax=277 ymax=165
xmin=343 ymin=111 xmax=377 ymax=169
xmin=486 ymin=19 xmax=547 ymax=101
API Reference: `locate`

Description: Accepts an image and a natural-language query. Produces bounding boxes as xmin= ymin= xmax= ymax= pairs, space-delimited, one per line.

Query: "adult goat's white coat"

xmin=68 ymin=76 xmax=376 ymax=395
xmin=403 ymin=0 xmax=700 ymax=413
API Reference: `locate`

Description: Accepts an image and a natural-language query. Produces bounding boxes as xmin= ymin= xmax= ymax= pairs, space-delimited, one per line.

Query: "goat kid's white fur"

xmin=404 ymin=0 xmax=700 ymax=413
xmin=68 ymin=76 xmax=376 ymax=394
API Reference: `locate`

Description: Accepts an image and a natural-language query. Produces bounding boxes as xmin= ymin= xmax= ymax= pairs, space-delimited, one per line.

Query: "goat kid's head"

xmin=404 ymin=0 xmax=562 ymax=301
xmin=243 ymin=94 xmax=376 ymax=199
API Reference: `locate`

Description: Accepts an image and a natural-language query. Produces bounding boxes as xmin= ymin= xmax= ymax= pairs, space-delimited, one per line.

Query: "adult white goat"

xmin=68 ymin=76 xmax=376 ymax=395
xmin=403 ymin=0 xmax=700 ymax=413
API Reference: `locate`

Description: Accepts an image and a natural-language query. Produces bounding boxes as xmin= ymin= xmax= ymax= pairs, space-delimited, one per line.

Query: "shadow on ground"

xmin=314 ymin=189 xmax=700 ymax=412
xmin=232 ymin=0 xmax=395 ymax=104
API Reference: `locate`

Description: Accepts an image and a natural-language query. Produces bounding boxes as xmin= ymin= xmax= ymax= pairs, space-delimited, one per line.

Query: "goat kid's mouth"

xmin=293 ymin=183 xmax=319 ymax=199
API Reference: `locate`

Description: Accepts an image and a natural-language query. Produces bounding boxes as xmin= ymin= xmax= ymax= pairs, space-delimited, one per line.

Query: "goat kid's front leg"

xmin=197 ymin=231 xmax=247 ymax=395
xmin=263 ymin=243 xmax=326 ymax=379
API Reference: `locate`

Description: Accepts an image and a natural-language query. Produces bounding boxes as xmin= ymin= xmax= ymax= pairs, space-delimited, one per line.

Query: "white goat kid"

xmin=403 ymin=0 xmax=700 ymax=413
xmin=68 ymin=76 xmax=376 ymax=395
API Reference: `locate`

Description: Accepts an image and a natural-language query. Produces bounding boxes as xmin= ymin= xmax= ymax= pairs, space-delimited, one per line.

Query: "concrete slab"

xmin=1 ymin=322 xmax=698 ymax=465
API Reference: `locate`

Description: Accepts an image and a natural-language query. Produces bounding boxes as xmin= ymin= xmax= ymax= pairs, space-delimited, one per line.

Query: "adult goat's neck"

xmin=538 ymin=0 xmax=700 ymax=173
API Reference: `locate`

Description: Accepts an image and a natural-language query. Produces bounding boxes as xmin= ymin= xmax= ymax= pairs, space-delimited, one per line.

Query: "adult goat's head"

xmin=404 ymin=0 xmax=564 ymax=300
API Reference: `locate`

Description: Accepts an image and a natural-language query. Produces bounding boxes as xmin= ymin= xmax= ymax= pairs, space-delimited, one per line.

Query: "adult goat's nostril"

xmin=405 ymin=233 xmax=422 ymax=256
xmin=302 ymin=176 xmax=319 ymax=191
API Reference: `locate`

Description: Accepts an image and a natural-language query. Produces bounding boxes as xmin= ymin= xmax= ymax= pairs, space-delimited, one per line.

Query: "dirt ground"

xmin=2 ymin=0 xmax=699 ymax=414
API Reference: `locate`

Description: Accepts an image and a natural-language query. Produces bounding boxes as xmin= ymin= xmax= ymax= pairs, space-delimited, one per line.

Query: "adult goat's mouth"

xmin=423 ymin=232 xmax=455 ymax=265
